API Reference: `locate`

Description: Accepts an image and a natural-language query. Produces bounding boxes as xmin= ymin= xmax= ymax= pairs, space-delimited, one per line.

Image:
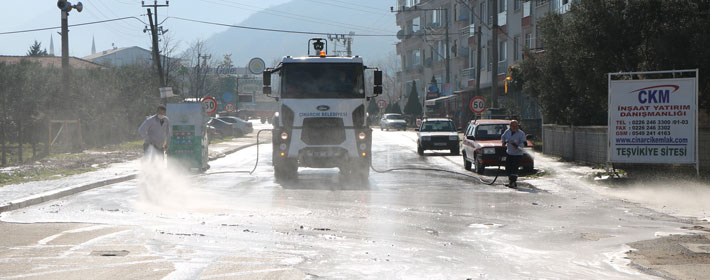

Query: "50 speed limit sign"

xmin=470 ymin=96 xmax=486 ymax=114
xmin=202 ymin=97 xmax=217 ymax=114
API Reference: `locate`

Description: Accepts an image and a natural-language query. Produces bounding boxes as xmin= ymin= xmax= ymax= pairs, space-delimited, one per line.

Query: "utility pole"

xmin=143 ymin=1 xmax=169 ymax=102
xmin=491 ymin=0 xmax=499 ymax=108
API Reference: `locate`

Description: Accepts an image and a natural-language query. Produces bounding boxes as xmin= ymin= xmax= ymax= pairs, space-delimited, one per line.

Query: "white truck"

xmin=262 ymin=38 xmax=382 ymax=180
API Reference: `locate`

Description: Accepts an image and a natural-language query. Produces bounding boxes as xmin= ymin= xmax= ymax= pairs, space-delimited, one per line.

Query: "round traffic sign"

xmin=224 ymin=102 xmax=236 ymax=113
xmin=248 ymin=57 xmax=266 ymax=74
xmin=470 ymin=96 xmax=486 ymax=114
xmin=202 ymin=97 xmax=218 ymax=114
xmin=376 ymin=99 xmax=387 ymax=109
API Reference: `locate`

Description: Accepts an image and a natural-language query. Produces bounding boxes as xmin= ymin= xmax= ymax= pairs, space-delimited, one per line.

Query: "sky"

xmin=0 ymin=0 xmax=294 ymax=57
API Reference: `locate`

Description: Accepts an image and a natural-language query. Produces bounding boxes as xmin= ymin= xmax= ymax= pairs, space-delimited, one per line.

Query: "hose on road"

xmin=370 ymin=160 xmax=503 ymax=186
xmin=200 ymin=129 xmax=271 ymax=176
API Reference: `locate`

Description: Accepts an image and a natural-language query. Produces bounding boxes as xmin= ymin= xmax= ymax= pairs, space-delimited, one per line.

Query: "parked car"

xmin=380 ymin=113 xmax=407 ymax=131
xmin=416 ymin=118 xmax=459 ymax=155
xmin=461 ymin=119 xmax=534 ymax=174
xmin=208 ymin=118 xmax=242 ymax=138
xmin=216 ymin=116 xmax=253 ymax=136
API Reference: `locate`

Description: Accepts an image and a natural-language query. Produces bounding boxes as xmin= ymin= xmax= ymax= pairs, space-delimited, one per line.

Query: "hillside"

xmin=204 ymin=0 xmax=398 ymax=67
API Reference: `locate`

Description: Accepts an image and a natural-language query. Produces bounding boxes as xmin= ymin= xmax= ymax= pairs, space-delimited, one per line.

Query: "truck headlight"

xmin=358 ymin=131 xmax=367 ymax=140
xmin=483 ymin=148 xmax=495 ymax=154
xmin=449 ymin=135 xmax=458 ymax=141
xmin=280 ymin=131 xmax=289 ymax=140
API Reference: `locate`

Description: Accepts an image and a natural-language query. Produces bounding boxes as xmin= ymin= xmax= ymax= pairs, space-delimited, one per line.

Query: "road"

xmin=0 ymin=127 xmax=690 ymax=279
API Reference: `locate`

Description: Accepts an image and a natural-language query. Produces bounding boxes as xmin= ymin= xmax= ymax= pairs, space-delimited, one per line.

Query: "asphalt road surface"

xmin=0 ymin=129 xmax=688 ymax=279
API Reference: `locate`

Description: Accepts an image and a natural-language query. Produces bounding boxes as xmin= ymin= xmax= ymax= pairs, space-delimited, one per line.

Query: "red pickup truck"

xmin=461 ymin=119 xmax=534 ymax=174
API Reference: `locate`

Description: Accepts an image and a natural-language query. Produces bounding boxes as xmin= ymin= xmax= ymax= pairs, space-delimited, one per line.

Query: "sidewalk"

xmin=0 ymin=133 xmax=267 ymax=213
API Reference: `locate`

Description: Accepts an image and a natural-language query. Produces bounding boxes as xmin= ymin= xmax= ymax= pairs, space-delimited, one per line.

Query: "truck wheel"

xmin=275 ymin=159 xmax=298 ymax=180
xmin=464 ymin=154 xmax=472 ymax=171
xmin=450 ymin=148 xmax=460 ymax=155
xmin=474 ymin=155 xmax=486 ymax=174
xmin=523 ymin=164 xmax=534 ymax=173
xmin=417 ymin=145 xmax=424 ymax=156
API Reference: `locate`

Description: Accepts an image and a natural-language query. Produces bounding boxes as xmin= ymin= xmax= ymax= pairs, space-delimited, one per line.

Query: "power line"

xmin=199 ymin=0 xmax=396 ymax=35
xmin=0 ymin=17 xmax=146 ymax=36
xmin=168 ymin=16 xmax=396 ymax=37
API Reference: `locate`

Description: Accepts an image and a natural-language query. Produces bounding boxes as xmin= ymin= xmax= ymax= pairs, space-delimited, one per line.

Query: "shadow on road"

xmin=275 ymin=170 xmax=372 ymax=190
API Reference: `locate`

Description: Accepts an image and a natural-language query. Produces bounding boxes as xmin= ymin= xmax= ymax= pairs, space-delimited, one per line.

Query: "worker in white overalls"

xmin=138 ymin=105 xmax=170 ymax=161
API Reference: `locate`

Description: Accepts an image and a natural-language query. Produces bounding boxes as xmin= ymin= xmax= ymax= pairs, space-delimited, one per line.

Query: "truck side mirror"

xmin=263 ymin=70 xmax=271 ymax=86
xmin=374 ymin=70 xmax=382 ymax=86
xmin=373 ymin=86 xmax=383 ymax=95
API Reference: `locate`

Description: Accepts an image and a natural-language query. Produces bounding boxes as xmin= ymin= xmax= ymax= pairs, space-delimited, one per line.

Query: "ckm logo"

xmin=316 ymin=105 xmax=330 ymax=111
xmin=630 ymin=85 xmax=679 ymax=104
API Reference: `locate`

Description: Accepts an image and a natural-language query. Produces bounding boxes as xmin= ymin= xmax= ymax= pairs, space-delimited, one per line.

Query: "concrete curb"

xmin=0 ymin=142 xmax=260 ymax=214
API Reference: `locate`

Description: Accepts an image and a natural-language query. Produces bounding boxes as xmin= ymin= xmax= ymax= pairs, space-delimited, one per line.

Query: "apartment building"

xmin=395 ymin=0 xmax=574 ymax=126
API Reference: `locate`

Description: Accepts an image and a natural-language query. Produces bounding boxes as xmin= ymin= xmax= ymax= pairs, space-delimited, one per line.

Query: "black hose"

xmin=200 ymin=129 xmax=272 ymax=176
xmin=370 ymin=156 xmax=504 ymax=186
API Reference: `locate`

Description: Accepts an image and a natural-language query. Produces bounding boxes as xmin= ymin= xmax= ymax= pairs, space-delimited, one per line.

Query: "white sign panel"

xmin=609 ymin=77 xmax=696 ymax=164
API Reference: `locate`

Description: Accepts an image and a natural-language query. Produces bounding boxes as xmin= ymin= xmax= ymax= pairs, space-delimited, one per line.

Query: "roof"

xmin=282 ymin=56 xmax=363 ymax=64
xmin=0 ymin=55 xmax=107 ymax=69
xmin=82 ymin=46 xmax=148 ymax=60
xmin=471 ymin=119 xmax=512 ymax=125
xmin=422 ymin=118 xmax=453 ymax=122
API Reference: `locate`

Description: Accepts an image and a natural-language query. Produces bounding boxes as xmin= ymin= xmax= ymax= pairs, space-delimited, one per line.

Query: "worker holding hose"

xmin=501 ymin=120 xmax=526 ymax=188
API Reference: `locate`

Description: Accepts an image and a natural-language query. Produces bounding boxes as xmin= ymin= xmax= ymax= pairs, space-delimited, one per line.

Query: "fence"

xmin=542 ymin=124 xmax=710 ymax=171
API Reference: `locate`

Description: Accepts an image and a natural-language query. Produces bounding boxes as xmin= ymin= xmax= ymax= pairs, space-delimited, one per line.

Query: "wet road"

xmin=0 ymin=128 xmax=687 ymax=279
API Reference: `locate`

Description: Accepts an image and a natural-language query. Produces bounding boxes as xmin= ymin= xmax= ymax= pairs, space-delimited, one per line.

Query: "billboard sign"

xmin=608 ymin=74 xmax=697 ymax=165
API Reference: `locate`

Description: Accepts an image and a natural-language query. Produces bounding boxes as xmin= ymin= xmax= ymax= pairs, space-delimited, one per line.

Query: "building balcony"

xmin=498 ymin=11 xmax=507 ymax=27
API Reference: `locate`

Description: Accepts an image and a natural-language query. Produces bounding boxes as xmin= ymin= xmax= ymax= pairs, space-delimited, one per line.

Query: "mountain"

xmin=204 ymin=0 xmax=398 ymax=67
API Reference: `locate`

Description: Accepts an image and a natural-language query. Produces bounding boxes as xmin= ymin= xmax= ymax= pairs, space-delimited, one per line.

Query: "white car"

xmin=380 ymin=113 xmax=407 ymax=131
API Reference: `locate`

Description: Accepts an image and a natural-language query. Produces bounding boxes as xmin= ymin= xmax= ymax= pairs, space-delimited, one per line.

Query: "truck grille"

xmin=431 ymin=136 xmax=450 ymax=142
xmin=301 ymin=118 xmax=345 ymax=145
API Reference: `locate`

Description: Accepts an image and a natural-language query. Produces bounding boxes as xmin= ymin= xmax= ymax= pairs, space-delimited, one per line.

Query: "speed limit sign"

xmin=224 ymin=102 xmax=236 ymax=112
xmin=202 ymin=97 xmax=217 ymax=114
xmin=470 ymin=96 xmax=486 ymax=114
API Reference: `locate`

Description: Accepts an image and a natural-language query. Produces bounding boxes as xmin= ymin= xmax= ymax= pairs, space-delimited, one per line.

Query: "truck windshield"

xmin=281 ymin=63 xmax=364 ymax=98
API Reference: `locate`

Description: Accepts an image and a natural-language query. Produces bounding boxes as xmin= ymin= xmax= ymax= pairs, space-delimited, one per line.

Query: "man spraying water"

xmin=501 ymin=120 xmax=526 ymax=188
xmin=138 ymin=105 xmax=170 ymax=160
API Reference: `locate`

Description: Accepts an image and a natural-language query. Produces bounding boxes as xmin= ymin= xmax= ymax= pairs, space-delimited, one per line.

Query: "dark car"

xmin=207 ymin=118 xmax=241 ymax=138
xmin=461 ymin=119 xmax=534 ymax=174
xmin=216 ymin=116 xmax=253 ymax=136
xmin=416 ymin=118 xmax=459 ymax=155
xmin=380 ymin=113 xmax=407 ymax=131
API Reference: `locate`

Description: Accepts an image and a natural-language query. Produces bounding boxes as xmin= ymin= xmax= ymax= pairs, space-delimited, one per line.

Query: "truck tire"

xmin=275 ymin=159 xmax=298 ymax=180
xmin=474 ymin=155 xmax=486 ymax=174
xmin=450 ymin=148 xmax=460 ymax=155
xmin=464 ymin=154 xmax=472 ymax=171
xmin=417 ymin=145 xmax=424 ymax=156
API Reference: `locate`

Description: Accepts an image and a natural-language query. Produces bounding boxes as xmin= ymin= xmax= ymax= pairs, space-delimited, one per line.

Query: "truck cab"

xmin=263 ymin=39 xmax=382 ymax=180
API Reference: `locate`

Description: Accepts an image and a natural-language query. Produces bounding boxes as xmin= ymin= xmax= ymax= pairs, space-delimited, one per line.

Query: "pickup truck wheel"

xmin=275 ymin=159 xmax=297 ymax=180
xmin=417 ymin=145 xmax=424 ymax=156
xmin=451 ymin=148 xmax=460 ymax=155
xmin=523 ymin=164 xmax=534 ymax=173
xmin=474 ymin=155 xmax=486 ymax=174
xmin=464 ymin=154 xmax=472 ymax=171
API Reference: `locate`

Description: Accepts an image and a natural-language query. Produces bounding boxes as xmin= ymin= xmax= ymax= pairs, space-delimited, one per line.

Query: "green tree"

xmin=403 ymin=81 xmax=422 ymax=120
xmin=522 ymin=1 xmax=710 ymax=125
xmin=26 ymin=40 xmax=48 ymax=57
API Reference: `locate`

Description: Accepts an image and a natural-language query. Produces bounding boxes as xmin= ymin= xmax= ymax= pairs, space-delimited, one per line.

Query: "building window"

xmin=481 ymin=47 xmax=486 ymax=71
xmin=499 ymin=41 xmax=507 ymax=62
xmin=525 ymin=33 xmax=533 ymax=50
xmin=413 ymin=49 xmax=421 ymax=65
xmin=499 ymin=0 xmax=507 ymax=13
xmin=412 ymin=17 xmax=421 ymax=33
xmin=514 ymin=0 xmax=521 ymax=11
xmin=513 ymin=36 xmax=520 ymax=61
